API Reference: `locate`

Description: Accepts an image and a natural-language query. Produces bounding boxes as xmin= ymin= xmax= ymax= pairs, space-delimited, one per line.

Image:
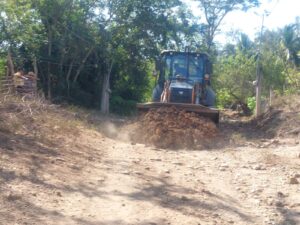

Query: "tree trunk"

xmin=59 ymin=30 xmax=68 ymax=77
xmin=33 ymin=57 xmax=38 ymax=94
xmin=66 ymin=60 xmax=74 ymax=97
xmin=269 ymin=86 xmax=273 ymax=107
xmin=47 ymin=24 xmax=52 ymax=101
xmin=33 ymin=57 xmax=38 ymax=76
xmin=72 ymin=47 xmax=94 ymax=83
xmin=6 ymin=49 xmax=14 ymax=93
xmin=101 ymin=61 xmax=113 ymax=114
xmin=7 ymin=49 xmax=14 ymax=77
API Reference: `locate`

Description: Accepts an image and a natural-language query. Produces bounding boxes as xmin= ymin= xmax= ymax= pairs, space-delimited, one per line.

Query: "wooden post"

xmin=255 ymin=14 xmax=265 ymax=117
xmin=255 ymin=63 xmax=262 ymax=116
xmin=47 ymin=23 xmax=52 ymax=101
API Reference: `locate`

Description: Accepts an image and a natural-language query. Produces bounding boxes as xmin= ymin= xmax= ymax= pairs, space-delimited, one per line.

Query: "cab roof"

xmin=160 ymin=50 xmax=210 ymax=58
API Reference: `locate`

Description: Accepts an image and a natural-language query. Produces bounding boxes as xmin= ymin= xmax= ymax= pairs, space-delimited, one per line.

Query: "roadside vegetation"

xmin=0 ymin=0 xmax=299 ymax=115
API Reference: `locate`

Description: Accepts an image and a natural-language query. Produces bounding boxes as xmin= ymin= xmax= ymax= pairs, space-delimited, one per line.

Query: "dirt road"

xmin=1 ymin=122 xmax=299 ymax=225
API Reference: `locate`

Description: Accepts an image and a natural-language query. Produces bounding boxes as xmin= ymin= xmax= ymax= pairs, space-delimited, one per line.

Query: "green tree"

xmin=195 ymin=0 xmax=259 ymax=53
xmin=0 ymin=0 xmax=192 ymax=114
xmin=0 ymin=0 xmax=44 ymax=76
xmin=281 ymin=24 xmax=300 ymax=67
xmin=215 ymin=49 xmax=256 ymax=113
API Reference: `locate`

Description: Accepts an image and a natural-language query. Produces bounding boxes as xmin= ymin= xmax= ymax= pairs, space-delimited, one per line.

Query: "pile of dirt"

xmin=255 ymin=95 xmax=300 ymax=138
xmin=130 ymin=107 xmax=218 ymax=149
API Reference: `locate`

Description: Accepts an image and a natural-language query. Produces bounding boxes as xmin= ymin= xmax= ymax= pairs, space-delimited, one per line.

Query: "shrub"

xmin=110 ymin=95 xmax=137 ymax=116
xmin=247 ymin=96 xmax=256 ymax=112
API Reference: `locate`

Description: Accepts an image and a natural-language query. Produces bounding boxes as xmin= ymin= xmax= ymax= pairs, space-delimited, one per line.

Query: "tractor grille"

xmin=169 ymin=88 xmax=192 ymax=103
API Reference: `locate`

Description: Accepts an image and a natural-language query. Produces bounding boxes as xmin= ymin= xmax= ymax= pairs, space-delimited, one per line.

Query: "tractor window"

xmin=164 ymin=55 xmax=188 ymax=79
xmin=173 ymin=55 xmax=187 ymax=77
xmin=189 ymin=56 xmax=204 ymax=82
xmin=165 ymin=57 xmax=171 ymax=79
xmin=163 ymin=54 xmax=205 ymax=82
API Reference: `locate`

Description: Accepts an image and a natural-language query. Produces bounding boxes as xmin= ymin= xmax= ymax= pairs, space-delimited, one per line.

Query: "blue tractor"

xmin=137 ymin=50 xmax=219 ymax=123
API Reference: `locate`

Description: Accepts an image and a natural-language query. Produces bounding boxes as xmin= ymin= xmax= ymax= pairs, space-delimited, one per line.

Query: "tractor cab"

xmin=158 ymin=51 xmax=212 ymax=85
xmin=153 ymin=51 xmax=215 ymax=106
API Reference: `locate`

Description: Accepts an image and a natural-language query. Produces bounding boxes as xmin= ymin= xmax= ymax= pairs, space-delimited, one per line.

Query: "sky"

xmin=185 ymin=0 xmax=300 ymax=44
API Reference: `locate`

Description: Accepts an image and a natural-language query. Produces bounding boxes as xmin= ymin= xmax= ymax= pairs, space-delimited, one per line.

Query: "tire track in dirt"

xmin=1 ymin=124 xmax=299 ymax=225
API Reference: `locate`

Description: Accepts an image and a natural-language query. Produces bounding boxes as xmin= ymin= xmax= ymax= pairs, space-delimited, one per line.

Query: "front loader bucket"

xmin=137 ymin=102 xmax=220 ymax=124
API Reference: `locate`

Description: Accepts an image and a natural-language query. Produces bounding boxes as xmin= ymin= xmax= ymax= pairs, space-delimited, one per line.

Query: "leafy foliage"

xmin=1 ymin=0 xmax=189 ymax=114
xmin=1 ymin=0 xmax=299 ymax=116
xmin=214 ymin=48 xmax=256 ymax=106
xmin=0 ymin=57 xmax=5 ymax=79
xmin=247 ymin=96 xmax=256 ymax=112
xmin=215 ymin=23 xmax=300 ymax=113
